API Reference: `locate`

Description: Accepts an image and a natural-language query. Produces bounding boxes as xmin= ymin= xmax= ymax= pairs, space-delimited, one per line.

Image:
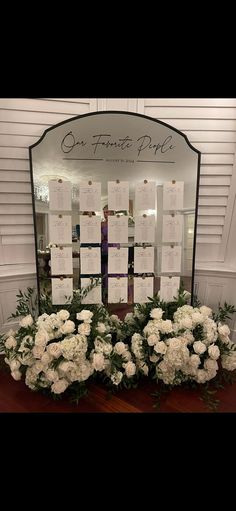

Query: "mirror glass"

xmin=30 ymin=111 xmax=200 ymax=316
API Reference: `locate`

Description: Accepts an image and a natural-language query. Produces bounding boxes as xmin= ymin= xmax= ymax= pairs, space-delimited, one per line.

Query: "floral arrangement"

xmin=1 ymin=287 xmax=236 ymax=407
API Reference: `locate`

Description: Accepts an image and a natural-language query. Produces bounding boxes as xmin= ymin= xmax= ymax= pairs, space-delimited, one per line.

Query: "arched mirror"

xmin=29 ymin=111 xmax=200 ymax=316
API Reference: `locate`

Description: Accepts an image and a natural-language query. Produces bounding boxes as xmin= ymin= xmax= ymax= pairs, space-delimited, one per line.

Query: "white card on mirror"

xmin=108 ymin=216 xmax=128 ymax=243
xmin=159 ymin=276 xmax=180 ymax=302
xmin=51 ymin=278 xmax=73 ymax=305
xmin=134 ymin=246 xmax=154 ymax=273
xmin=79 ymin=215 xmax=101 ymax=244
xmin=49 ymin=215 xmax=72 ymax=245
xmin=79 ymin=182 xmax=101 ymax=212
xmin=49 ymin=180 xmax=72 ymax=211
xmin=108 ymin=277 xmax=128 ymax=303
xmin=163 ymin=181 xmax=184 ymax=210
xmin=134 ymin=215 xmax=155 ymax=243
xmin=133 ymin=276 xmax=154 ymax=303
xmin=135 ymin=181 xmax=156 ymax=211
xmin=108 ymin=181 xmax=129 ymax=211
xmin=108 ymin=247 xmax=128 ymax=274
xmin=161 ymin=246 xmax=182 ymax=273
xmin=51 ymin=247 xmax=73 ymax=275
xmin=81 ymin=278 xmax=102 ymax=304
xmin=162 ymin=215 xmax=183 ymax=242
xmin=80 ymin=247 xmax=101 ymax=274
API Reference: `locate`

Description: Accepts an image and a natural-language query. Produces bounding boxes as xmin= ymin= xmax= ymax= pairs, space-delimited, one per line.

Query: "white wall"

xmin=1 ymin=97 xmax=236 ymax=336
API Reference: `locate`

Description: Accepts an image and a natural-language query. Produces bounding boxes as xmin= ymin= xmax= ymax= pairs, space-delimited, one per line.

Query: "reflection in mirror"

xmin=30 ymin=111 xmax=200 ymax=317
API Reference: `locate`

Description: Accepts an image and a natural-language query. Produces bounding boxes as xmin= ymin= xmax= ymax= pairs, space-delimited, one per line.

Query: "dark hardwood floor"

xmin=1 ymin=370 xmax=236 ymax=412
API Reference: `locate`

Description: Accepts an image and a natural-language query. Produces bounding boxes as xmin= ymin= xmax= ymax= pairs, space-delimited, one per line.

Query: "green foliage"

xmin=10 ymin=287 xmax=37 ymax=320
xmin=213 ymin=302 xmax=236 ymax=323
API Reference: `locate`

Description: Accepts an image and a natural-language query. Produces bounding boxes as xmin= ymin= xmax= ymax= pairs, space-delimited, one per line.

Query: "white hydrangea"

xmin=199 ymin=305 xmax=212 ymax=318
xmin=150 ymin=308 xmax=163 ymax=320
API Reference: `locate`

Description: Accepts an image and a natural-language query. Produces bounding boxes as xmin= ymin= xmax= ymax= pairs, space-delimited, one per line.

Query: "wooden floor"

xmin=1 ymin=370 xmax=236 ymax=412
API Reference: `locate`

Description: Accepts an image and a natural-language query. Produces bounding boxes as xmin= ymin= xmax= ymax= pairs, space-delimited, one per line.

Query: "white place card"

xmin=134 ymin=215 xmax=155 ymax=243
xmin=49 ymin=215 xmax=72 ymax=245
xmin=49 ymin=180 xmax=72 ymax=211
xmin=135 ymin=181 xmax=156 ymax=211
xmin=163 ymin=181 xmax=184 ymax=211
xmin=81 ymin=278 xmax=102 ymax=304
xmin=108 ymin=247 xmax=128 ymax=274
xmin=161 ymin=246 xmax=182 ymax=273
xmin=108 ymin=215 xmax=128 ymax=243
xmin=79 ymin=215 xmax=101 ymax=244
xmin=51 ymin=278 xmax=73 ymax=305
xmin=134 ymin=246 xmax=154 ymax=274
xmin=108 ymin=181 xmax=129 ymax=211
xmin=108 ymin=277 xmax=128 ymax=303
xmin=162 ymin=215 xmax=183 ymax=243
xmin=159 ymin=276 xmax=180 ymax=302
xmin=80 ymin=247 xmax=101 ymax=275
xmin=133 ymin=276 xmax=154 ymax=303
xmin=79 ymin=182 xmax=101 ymax=212
xmin=51 ymin=247 xmax=73 ymax=276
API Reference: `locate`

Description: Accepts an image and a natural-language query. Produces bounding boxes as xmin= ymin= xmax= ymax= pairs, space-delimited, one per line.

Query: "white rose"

xmin=5 ymin=336 xmax=17 ymax=349
xmin=218 ymin=323 xmax=231 ymax=339
xmin=51 ymin=379 xmax=69 ymax=394
xmin=45 ymin=369 xmax=59 ymax=382
xmin=19 ymin=314 xmax=34 ymax=328
xmin=96 ymin=322 xmax=106 ymax=334
xmin=9 ymin=359 xmax=21 ymax=371
xmin=60 ymin=320 xmax=75 ymax=334
xmin=154 ymin=341 xmax=167 ymax=355
xmin=180 ymin=317 xmax=193 ymax=329
xmin=111 ymin=371 xmax=123 ymax=385
xmin=208 ymin=344 xmax=220 ymax=360
xmin=124 ymin=361 xmax=136 ymax=378
xmin=114 ymin=342 xmax=126 ymax=355
xmin=204 ymin=358 xmax=218 ymax=372
xmin=189 ymin=354 xmax=200 ymax=369
xmin=150 ymin=308 xmax=163 ymax=320
xmin=11 ymin=370 xmax=22 ymax=381
xmin=191 ymin=312 xmax=204 ymax=326
xmin=47 ymin=343 xmax=62 ymax=358
xmin=78 ymin=323 xmax=91 ymax=336
xmin=147 ymin=334 xmax=160 ymax=346
xmin=193 ymin=341 xmax=207 ymax=355
xmin=35 ymin=329 xmax=49 ymax=346
xmin=57 ymin=310 xmax=70 ymax=321
xmin=41 ymin=352 xmax=53 ymax=365
xmin=149 ymin=354 xmax=159 ymax=363
xmin=76 ymin=310 xmax=93 ymax=322
xmin=196 ymin=369 xmax=208 ymax=384
xmin=32 ymin=345 xmax=45 ymax=359
xmin=92 ymin=353 xmax=105 ymax=371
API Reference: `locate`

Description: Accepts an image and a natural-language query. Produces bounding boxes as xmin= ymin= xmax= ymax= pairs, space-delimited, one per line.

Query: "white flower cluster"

xmin=131 ymin=305 xmax=236 ymax=385
xmin=4 ymin=310 xmax=95 ymax=394
xmin=2 ymin=302 xmax=236 ymax=396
